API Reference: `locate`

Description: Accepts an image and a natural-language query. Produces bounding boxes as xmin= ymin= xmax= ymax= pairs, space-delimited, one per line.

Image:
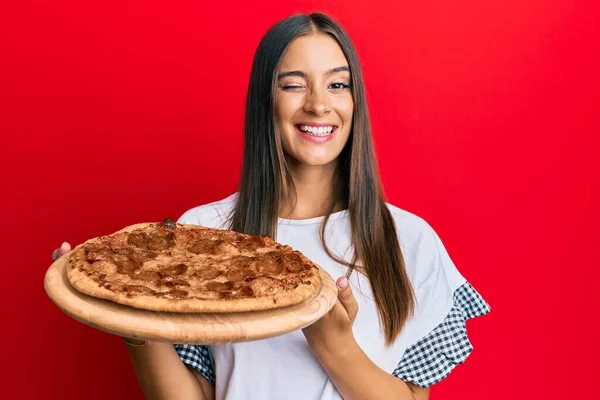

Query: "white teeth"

xmin=299 ymin=125 xmax=334 ymax=136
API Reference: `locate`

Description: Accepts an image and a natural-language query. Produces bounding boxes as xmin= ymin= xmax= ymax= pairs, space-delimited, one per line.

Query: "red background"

xmin=1 ymin=0 xmax=598 ymax=399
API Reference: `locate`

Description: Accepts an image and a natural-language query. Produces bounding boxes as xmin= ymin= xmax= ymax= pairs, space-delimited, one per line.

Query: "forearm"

xmin=313 ymin=338 xmax=421 ymax=400
xmin=126 ymin=342 xmax=207 ymax=400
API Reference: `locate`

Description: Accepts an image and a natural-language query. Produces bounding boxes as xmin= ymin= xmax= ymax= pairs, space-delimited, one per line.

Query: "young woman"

xmin=53 ymin=12 xmax=489 ymax=400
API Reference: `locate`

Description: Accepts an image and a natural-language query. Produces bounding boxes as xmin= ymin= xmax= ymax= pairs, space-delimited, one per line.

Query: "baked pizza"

xmin=65 ymin=218 xmax=322 ymax=313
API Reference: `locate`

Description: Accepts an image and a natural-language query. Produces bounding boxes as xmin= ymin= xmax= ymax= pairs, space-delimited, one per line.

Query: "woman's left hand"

xmin=302 ymin=276 xmax=359 ymax=356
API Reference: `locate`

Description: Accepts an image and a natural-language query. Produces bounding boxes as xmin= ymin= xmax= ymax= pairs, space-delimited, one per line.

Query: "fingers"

xmin=52 ymin=242 xmax=72 ymax=261
xmin=336 ymin=276 xmax=359 ymax=321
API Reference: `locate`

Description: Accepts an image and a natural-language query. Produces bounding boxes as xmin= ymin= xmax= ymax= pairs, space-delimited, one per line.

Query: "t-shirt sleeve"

xmin=177 ymin=209 xmax=201 ymax=225
xmin=176 ymin=195 xmax=236 ymax=229
xmin=392 ymin=222 xmax=491 ymax=388
xmin=173 ymin=344 xmax=216 ymax=385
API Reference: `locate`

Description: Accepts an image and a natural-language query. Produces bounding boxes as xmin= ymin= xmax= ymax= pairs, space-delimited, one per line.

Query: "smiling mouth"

xmin=296 ymin=124 xmax=337 ymax=136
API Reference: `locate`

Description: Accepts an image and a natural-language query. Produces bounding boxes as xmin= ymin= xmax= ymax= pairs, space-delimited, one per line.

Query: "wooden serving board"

xmin=44 ymin=254 xmax=338 ymax=344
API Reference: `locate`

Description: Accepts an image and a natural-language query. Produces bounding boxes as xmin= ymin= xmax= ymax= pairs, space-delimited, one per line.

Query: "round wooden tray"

xmin=44 ymin=254 xmax=338 ymax=344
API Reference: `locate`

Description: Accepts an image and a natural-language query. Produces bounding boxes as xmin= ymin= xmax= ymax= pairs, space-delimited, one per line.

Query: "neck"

xmin=280 ymin=158 xmax=343 ymax=220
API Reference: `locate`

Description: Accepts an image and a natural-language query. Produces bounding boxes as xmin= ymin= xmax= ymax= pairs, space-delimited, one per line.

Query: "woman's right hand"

xmin=49 ymin=240 xmax=212 ymax=398
xmin=51 ymin=242 xmax=72 ymax=261
xmin=50 ymin=242 xmax=142 ymax=344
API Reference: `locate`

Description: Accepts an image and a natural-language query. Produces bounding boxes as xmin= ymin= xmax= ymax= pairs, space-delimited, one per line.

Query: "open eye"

xmin=329 ymin=82 xmax=351 ymax=91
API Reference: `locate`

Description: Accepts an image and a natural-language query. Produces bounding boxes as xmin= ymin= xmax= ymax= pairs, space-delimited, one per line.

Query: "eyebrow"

xmin=277 ymin=66 xmax=350 ymax=79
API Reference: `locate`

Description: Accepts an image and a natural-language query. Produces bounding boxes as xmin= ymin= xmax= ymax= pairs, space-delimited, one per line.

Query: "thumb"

xmin=60 ymin=242 xmax=72 ymax=254
xmin=53 ymin=242 xmax=72 ymax=261
xmin=336 ymin=276 xmax=358 ymax=321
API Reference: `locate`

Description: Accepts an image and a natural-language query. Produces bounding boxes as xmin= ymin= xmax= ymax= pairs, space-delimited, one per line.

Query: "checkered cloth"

xmin=392 ymin=282 xmax=491 ymax=388
xmin=173 ymin=343 xmax=215 ymax=384
xmin=174 ymin=282 xmax=490 ymax=389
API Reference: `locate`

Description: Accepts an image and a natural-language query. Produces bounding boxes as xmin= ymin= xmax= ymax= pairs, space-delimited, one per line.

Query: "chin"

xmin=302 ymin=160 xmax=334 ymax=167
xmin=294 ymin=155 xmax=339 ymax=167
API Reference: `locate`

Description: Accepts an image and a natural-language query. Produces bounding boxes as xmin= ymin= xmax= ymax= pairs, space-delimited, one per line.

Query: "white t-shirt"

xmin=174 ymin=193 xmax=490 ymax=400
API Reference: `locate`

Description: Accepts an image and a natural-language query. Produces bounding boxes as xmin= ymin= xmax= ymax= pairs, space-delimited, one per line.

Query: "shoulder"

xmin=385 ymin=203 xmax=434 ymax=247
xmin=385 ymin=203 xmax=446 ymax=254
xmin=177 ymin=193 xmax=238 ymax=229
xmin=384 ymin=203 xmax=464 ymax=288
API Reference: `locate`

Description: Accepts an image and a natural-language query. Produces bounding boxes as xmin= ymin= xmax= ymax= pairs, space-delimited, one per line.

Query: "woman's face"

xmin=274 ymin=33 xmax=353 ymax=168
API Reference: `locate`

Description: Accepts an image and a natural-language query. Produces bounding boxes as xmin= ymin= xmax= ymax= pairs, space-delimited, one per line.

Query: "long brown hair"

xmin=229 ymin=12 xmax=414 ymax=345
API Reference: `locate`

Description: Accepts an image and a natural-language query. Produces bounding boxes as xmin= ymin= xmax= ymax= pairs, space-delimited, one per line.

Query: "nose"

xmin=303 ymin=87 xmax=331 ymax=116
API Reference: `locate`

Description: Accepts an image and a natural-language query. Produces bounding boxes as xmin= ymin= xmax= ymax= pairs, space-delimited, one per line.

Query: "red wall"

xmin=1 ymin=1 xmax=598 ymax=399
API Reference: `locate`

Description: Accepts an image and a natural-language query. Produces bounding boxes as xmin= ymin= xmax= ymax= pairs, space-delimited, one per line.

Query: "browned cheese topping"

xmin=70 ymin=220 xmax=315 ymax=301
